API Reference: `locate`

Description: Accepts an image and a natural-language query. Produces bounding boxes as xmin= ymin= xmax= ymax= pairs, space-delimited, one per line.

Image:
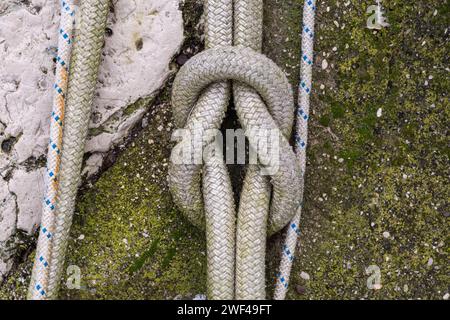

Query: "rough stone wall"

xmin=0 ymin=0 xmax=448 ymax=300
xmin=0 ymin=0 xmax=183 ymax=277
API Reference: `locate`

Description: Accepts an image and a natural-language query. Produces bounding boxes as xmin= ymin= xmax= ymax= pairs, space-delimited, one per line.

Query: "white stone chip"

xmin=300 ymin=271 xmax=311 ymax=280
xmin=376 ymin=108 xmax=382 ymax=118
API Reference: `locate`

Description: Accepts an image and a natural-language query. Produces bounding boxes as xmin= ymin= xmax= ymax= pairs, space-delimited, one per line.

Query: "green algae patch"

xmin=284 ymin=0 xmax=449 ymax=299
xmin=59 ymin=92 xmax=206 ymax=299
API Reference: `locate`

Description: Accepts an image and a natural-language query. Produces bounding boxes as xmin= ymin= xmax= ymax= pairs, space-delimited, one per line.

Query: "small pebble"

xmin=373 ymin=283 xmax=382 ymax=290
xmin=300 ymin=271 xmax=310 ymax=280
xmin=376 ymin=108 xmax=382 ymax=118
xmin=295 ymin=285 xmax=306 ymax=295
xmin=176 ymin=53 xmax=189 ymax=66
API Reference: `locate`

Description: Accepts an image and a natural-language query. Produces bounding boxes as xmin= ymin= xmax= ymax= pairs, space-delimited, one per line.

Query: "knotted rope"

xmin=169 ymin=0 xmax=302 ymax=299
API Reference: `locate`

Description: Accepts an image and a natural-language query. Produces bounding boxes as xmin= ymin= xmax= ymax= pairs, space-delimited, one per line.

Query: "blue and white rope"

xmin=274 ymin=0 xmax=316 ymax=299
xmin=28 ymin=0 xmax=77 ymax=300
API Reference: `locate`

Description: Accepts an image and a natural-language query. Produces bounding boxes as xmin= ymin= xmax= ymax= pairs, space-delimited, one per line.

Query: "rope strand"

xmin=28 ymin=0 xmax=110 ymax=300
xmin=28 ymin=0 xmax=77 ymax=300
xmin=274 ymin=0 xmax=317 ymax=300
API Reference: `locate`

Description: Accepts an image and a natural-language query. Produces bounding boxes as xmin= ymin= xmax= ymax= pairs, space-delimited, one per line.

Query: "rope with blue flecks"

xmin=274 ymin=0 xmax=316 ymax=300
xmin=28 ymin=0 xmax=76 ymax=300
xmin=28 ymin=0 xmax=110 ymax=300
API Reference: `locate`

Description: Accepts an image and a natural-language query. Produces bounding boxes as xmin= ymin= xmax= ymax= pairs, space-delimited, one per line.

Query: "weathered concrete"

xmin=0 ymin=0 xmax=183 ymax=277
xmin=1 ymin=0 xmax=448 ymax=300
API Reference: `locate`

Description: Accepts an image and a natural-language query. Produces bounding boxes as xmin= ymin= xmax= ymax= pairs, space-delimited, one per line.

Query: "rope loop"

xmin=170 ymin=45 xmax=302 ymax=234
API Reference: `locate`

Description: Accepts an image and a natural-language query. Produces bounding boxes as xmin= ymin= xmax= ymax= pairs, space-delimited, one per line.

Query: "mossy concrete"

xmin=286 ymin=0 xmax=449 ymax=299
xmin=1 ymin=0 xmax=448 ymax=299
xmin=61 ymin=89 xmax=207 ymax=299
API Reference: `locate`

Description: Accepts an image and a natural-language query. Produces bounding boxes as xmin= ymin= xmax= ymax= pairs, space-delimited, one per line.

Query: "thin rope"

xmin=28 ymin=0 xmax=110 ymax=300
xmin=28 ymin=0 xmax=77 ymax=300
xmin=274 ymin=0 xmax=317 ymax=300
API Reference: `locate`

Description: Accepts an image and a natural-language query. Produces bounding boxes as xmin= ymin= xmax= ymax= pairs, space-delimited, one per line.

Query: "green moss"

xmin=88 ymin=127 xmax=104 ymax=137
xmin=331 ymin=103 xmax=345 ymax=119
xmin=51 ymin=76 xmax=206 ymax=299
xmin=60 ymin=135 xmax=207 ymax=299
xmin=0 ymin=232 xmax=34 ymax=300
xmin=286 ymin=0 xmax=449 ymax=299
xmin=319 ymin=114 xmax=331 ymax=127
xmin=123 ymin=96 xmax=154 ymax=116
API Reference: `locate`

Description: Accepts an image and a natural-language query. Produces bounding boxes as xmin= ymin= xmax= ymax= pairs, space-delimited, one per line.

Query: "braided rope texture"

xmin=28 ymin=0 xmax=76 ymax=300
xmin=169 ymin=0 xmax=302 ymax=299
xmin=274 ymin=0 xmax=316 ymax=300
xmin=28 ymin=0 xmax=110 ymax=299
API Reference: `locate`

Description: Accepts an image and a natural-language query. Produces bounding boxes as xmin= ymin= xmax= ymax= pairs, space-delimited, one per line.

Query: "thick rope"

xmin=169 ymin=0 xmax=302 ymax=299
xmin=28 ymin=0 xmax=110 ymax=299
xmin=28 ymin=0 xmax=77 ymax=300
xmin=233 ymin=0 xmax=294 ymax=299
xmin=274 ymin=0 xmax=316 ymax=299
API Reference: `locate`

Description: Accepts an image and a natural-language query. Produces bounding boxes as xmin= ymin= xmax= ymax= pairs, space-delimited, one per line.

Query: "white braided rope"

xmin=170 ymin=0 xmax=302 ymax=300
xmin=274 ymin=0 xmax=316 ymax=300
xmin=28 ymin=0 xmax=77 ymax=300
xmin=28 ymin=0 xmax=110 ymax=300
